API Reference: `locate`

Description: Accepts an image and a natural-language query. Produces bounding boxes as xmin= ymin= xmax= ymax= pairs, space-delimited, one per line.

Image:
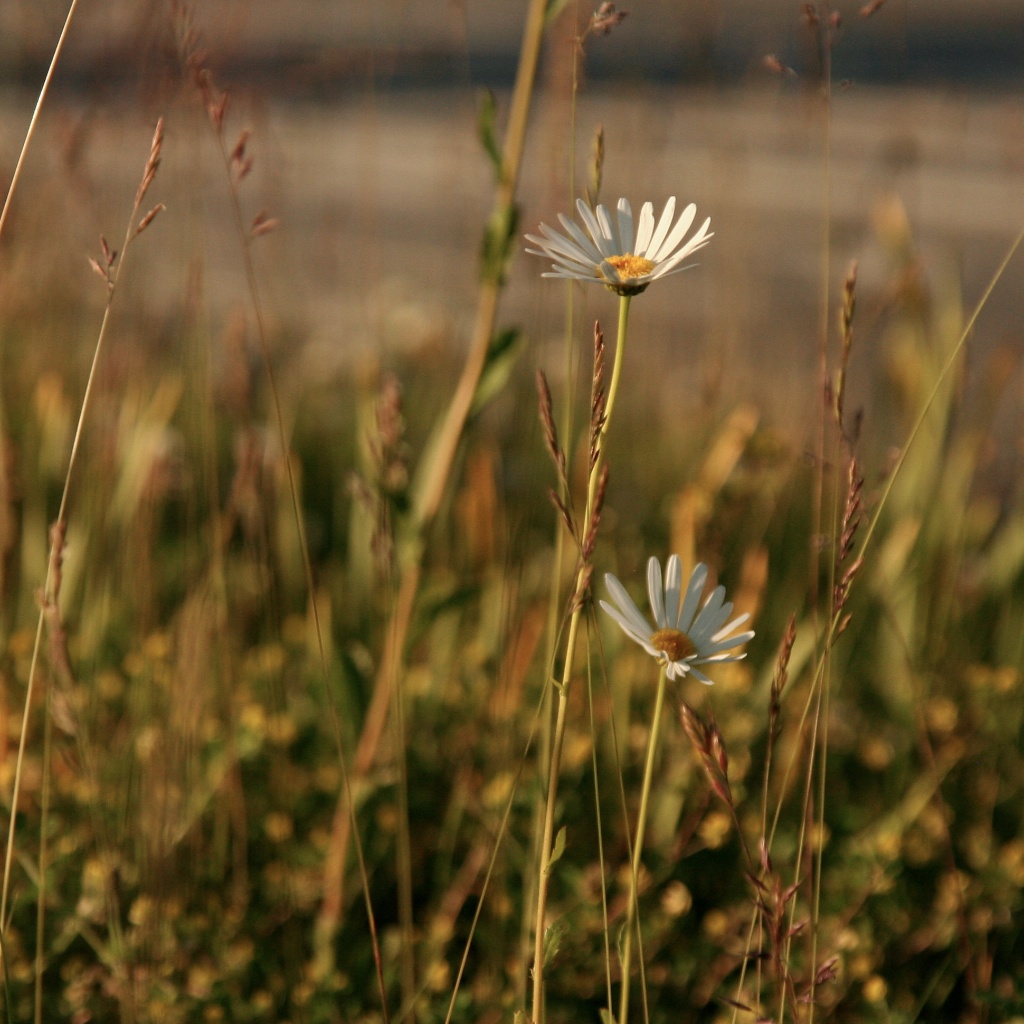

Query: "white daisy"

xmin=600 ymin=556 xmax=753 ymax=683
xmin=525 ymin=197 xmax=713 ymax=296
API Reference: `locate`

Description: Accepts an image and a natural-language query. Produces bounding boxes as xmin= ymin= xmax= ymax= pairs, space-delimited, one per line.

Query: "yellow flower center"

xmin=650 ymin=628 xmax=696 ymax=662
xmin=605 ymin=253 xmax=656 ymax=280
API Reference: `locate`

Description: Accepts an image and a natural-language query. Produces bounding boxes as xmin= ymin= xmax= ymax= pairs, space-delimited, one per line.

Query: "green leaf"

xmin=480 ymin=202 xmax=519 ymax=286
xmin=546 ymin=826 xmax=567 ymax=874
xmin=542 ymin=918 xmax=566 ymax=968
xmin=470 ymin=327 xmax=523 ymax=417
xmin=477 ymin=89 xmax=503 ymax=177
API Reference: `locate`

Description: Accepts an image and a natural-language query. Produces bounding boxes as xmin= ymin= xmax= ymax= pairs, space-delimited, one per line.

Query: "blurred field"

xmin=2 ymin=3 xmax=1024 ymax=1023
xmin=2 ymin=81 xmax=1023 ymax=434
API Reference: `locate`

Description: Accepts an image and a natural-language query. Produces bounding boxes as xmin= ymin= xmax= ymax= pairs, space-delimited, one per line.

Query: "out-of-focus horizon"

xmin=1 ymin=0 xmax=1023 ymax=437
xmin=3 ymin=0 xmax=1024 ymax=90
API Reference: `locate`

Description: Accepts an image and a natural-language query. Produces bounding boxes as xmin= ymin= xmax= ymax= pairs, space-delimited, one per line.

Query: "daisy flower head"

xmin=525 ymin=197 xmax=712 ymax=296
xmin=600 ymin=556 xmax=753 ymax=684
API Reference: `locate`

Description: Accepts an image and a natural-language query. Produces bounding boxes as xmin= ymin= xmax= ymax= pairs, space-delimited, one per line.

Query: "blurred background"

xmin=2 ymin=0 xmax=1023 ymax=437
xmin=3 ymin=5 xmax=1024 ymax=1021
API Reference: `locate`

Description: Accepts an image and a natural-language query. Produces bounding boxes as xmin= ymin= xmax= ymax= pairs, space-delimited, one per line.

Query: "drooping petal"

xmin=557 ymin=213 xmax=605 ymax=262
xmin=602 ymin=574 xmax=653 ymax=640
xmin=599 ymin=260 xmax=625 ymax=287
xmin=533 ymin=223 xmax=600 ymax=265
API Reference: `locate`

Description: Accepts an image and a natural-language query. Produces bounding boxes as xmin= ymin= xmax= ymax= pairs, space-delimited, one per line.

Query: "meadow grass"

xmin=1 ymin=2 xmax=1023 ymax=1023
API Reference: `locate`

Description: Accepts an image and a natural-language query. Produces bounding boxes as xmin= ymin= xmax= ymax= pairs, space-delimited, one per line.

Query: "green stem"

xmin=530 ymin=293 xmax=631 ymax=1024
xmin=618 ymin=666 xmax=668 ymax=1024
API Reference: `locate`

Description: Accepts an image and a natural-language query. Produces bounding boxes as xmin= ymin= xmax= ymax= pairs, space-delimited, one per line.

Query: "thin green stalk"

xmin=32 ymin=684 xmax=53 ymax=1024
xmin=617 ymin=666 xmax=668 ymax=1024
xmin=584 ymin=635 xmax=615 ymax=1015
xmin=391 ymin=627 xmax=416 ymax=1020
xmin=530 ymin=294 xmax=631 ymax=1023
xmin=523 ymin=7 xmax=583 ymax=997
xmin=804 ymin=10 xmax=835 ymax=1015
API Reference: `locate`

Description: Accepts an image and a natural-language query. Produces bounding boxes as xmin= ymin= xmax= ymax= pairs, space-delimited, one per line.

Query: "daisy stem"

xmin=597 ymin=294 xmax=631 ymax=490
xmin=529 ymin=293 xmax=631 ymax=1023
xmin=618 ymin=665 xmax=668 ymax=1024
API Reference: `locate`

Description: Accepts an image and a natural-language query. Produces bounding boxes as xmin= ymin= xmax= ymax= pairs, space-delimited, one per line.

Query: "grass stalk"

xmin=0 ymin=0 xmax=81 ymax=247
xmin=317 ymin=0 xmax=551 ymax=948
xmin=1 ymin=115 xmax=165 ymax=956
xmin=530 ymin=294 xmax=630 ymax=1023
xmin=617 ymin=665 xmax=668 ymax=1024
xmin=197 ymin=90 xmax=391 ymax=1015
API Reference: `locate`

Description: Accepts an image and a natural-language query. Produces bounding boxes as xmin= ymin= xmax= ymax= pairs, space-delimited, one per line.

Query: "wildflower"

xmin=525 ymin=197 xmax=712 ymax=296
xmin=600 ymin=556 xmax=753 ymax=683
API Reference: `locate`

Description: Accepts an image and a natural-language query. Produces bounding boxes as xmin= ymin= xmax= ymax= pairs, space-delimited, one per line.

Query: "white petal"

xmin=689 ymin=666 xmax=716 ymax=685
xmin=692 ymin=587 xmax=729 ymax=639
xmin=711 ymin=613 xmax=750 ymax=643
xmin=599 ymin=259 xmax=624 ymax=286
xmin=557 ymin=213 xmax=605 ymax=262
xmin=634 ymin=201 xmax=656 ymax=255
xmin=667 ymin=660 xmax=688 ymax=681
xmin=651 ymin=202 xmax=698 ymax=262
xmin=576 ymin=199 xmax=616 ymax=257
xmin=536 ymin=250 xmax=598 ymax=275
xmin=541 ymin=271 xmax=600 ymax=281
xmin=596 ymin=203 xmax=621 ymax=254
xmin=647 ymin=557 xmax=666 ymax=628
xmin=602 ymin=574 xmax=653 ymax=639
xmin=664 ymin=554 xmax=682 ymax=629
xmin=645 ymin=196 xmax=677 ymax=261
xmin=598 ymin=601 xmax=653 ymax=650
xmin=616 ymin=198 xmax=634 ymax=254
xmin=698 ymin=650 xmax=748 ymax=664
xmin=534 ymin=224 xmax=600 ymax=266
xmin=677 ymin=562 xmax=708 ymax=632
xmin=647 ymin=243 xmax=711 ymax=280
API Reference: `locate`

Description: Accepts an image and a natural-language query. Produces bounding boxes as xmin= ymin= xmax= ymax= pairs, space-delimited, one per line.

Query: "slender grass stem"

xmin=0 ymin=0 xmax=80 ymax=247
xmin=584 ymin=638 xmax=616 ymax=1014
xmin=1 ymin=118 xmax=163 ymax=937
xmin=530 ymin=293 xmax=630 ymax=1023
xmin=617 ymin=665 xmax=668 ymax=1024
xmin=32 ymin=683 xmax=53 ymax=1024
xmin=204 ymin=115 xmax=392 ymax=1018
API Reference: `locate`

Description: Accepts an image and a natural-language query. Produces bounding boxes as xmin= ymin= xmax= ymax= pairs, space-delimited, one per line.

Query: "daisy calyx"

xmin=599 ymin=555 xmax=753 ymax=684
xmin=525 ymin=196 xmax=713 ymax=296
